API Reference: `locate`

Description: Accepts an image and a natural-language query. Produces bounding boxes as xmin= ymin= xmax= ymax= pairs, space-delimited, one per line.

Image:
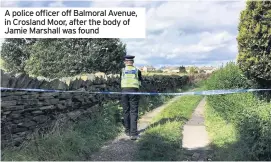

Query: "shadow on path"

xmin=138 ymin=117 xmax=188 ymax=134
xmin=90 ymin=96 xmax=181 ymax=161
xmin=135 ymin=121 xmax=214 ymax=161
xmin=135 ymin=98 xmax=214 ymax=161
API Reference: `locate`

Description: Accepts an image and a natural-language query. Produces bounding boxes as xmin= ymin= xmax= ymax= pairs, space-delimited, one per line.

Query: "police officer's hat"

xmin=124 ymin=55 xmax=135 ymax=61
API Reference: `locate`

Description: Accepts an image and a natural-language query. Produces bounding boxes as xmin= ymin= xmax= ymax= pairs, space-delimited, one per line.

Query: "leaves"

xmin=237 ymin=1 xmax=271 ymax=87
xmin=179 ymin=66 xmax=186 ymax=73
xmin=0 ymin=38 xmax=37 ymax=73
xmin=1 ymin=38 xmax=126 ymax=78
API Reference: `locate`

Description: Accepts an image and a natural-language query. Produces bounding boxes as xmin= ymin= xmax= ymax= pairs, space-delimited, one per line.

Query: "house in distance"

xmin=140 ymin=66 xmax=156 ymax=72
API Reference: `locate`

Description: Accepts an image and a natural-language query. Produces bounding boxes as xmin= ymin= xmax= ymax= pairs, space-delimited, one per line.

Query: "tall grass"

xmin=205 ymin=62 xmax=271 ymax=160
xmin=2 ymin=86 xmax=186 ymax=161
xmin=1 ymin=102 xmax=123 ymax=161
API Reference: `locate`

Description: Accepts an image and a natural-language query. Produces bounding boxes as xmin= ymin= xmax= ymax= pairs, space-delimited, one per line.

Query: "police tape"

xmin=0 ymin=87 xmax=271 ymax=96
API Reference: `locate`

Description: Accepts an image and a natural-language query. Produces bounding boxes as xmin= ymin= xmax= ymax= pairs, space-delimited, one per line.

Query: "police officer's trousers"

xmin=121 ymin=92 xmax=140 ymax=136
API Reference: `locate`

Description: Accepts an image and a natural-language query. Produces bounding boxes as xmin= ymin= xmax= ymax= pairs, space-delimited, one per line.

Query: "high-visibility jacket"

xmin=121 ymin=66 xmax=140 ymax=89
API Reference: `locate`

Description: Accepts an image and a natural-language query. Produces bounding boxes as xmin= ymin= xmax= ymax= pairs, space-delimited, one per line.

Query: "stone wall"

xmin=1 ymin=91 xmax=104 ymax=147
xmin=1 ymin=70 xmax=189 ymax=148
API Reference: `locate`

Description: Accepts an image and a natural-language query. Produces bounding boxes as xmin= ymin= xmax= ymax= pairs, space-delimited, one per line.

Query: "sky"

xmin=0 ymin=0 xmax=247 ymax=68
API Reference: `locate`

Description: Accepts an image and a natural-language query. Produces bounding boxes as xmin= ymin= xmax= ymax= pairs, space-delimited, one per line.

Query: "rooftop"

xmin=199 ymin=66 xmax=216 ymax=70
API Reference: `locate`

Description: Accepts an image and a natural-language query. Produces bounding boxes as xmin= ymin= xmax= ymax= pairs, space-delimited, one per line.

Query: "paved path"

xmin=90 ymin=96 xmax=212 ymax=161
xmin=90 ymin=96 xmax=181 ymax=161
xmin=182 ymin=97 xmax=212 ymax=160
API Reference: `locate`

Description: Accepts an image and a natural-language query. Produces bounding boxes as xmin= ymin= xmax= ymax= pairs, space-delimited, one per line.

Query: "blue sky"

xmin=0 ymin=0 xmax=246 ymax=68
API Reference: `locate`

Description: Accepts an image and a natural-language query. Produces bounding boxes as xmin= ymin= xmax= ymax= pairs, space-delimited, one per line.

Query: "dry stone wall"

xmin=1 ymin=70 xmax=189 ymax=148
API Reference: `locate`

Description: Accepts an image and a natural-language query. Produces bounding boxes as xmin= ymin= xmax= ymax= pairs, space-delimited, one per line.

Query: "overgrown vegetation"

xmin=135 ymin=89 xmax=203 ymax=161
xmin=138 ymin=95 xmax=171 ymax=117
xmin=2 ymin=102 xmax=122 ymax=161
xmin=205 ymin=62 xmax=250 ymax=89
xmin=205 ymin=63 xmax=271 ymax=160
xmin=1 ymin=86 xmax=185 ymax=161
xmin=237 ymin=1 xmax=271 ymax=88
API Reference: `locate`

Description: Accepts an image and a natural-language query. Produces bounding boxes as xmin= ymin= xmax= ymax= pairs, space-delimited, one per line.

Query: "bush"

xmin=0 ymin=39 xmax=36 ymax=73
xmin=206 ymin=62 xmax=271 ymax=160
xmin=205 ymin=62 xmax=250 ymax=90
xmin=207 ymin=93 xmax=271 ymax=160
xmin=179 ymin=66 xmax=186 ymax=73
xmin=188 ymin=73 xmax=211 ymax=87
xmin=188 ymin=66 xmax=198 ymax=74
xmin=237 ymin=1 xmax=271 ymax=88
xmin=1 ymin=38 xmax=126 ymax=78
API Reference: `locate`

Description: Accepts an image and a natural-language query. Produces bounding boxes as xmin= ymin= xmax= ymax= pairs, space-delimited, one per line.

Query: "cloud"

xmin=1 ymin=0 xmax=246 ymax=67
xmin=120 ymin=1 xmax=246 ymax=67
xmin=145 ymin=1 xmax=245 ymax=32
xmin=123 ymin=28 xmax=238 ymax=66
xmin=1 ymin=0 xmax=19 ymax=7
xmin=90 ymin=1 xmax=125 ymax=8
xmin=48 ymin=0 xmax=65 ymax=7
xmin=90 ymin=1 xmax=160 ymax=8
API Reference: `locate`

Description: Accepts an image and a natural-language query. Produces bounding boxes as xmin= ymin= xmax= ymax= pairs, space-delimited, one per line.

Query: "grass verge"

xmin=205 ymin=93 xmax=271 ymax=161
xmin=205 ymin=62 xmax=271 ymax=160
xmin=134 ymin=90 xmax=203 ymax=161
xmin=1 ymin=102 xmax=123 ymax=161
xmin=138 ymin=84 xmax=194 ymax=117
xmin=2 ymin=85 xmax=195 ymax=161
xmin=205 ymin=102 xmax=241 ymax=160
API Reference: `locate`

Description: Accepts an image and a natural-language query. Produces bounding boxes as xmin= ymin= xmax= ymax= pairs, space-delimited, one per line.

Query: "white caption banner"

xmin=0 ymin=7 xmax=146 ymax=38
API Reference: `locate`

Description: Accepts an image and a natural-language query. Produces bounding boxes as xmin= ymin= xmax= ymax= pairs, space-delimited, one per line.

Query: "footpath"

xmin=182 ymin=97 xmax=213 ymax=161
xmin=90 ymin=96 xmax=211 ymax=161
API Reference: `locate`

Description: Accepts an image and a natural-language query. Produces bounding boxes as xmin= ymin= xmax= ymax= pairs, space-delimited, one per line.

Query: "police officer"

xmin=120 ymin=55 xmax=142 ymax=140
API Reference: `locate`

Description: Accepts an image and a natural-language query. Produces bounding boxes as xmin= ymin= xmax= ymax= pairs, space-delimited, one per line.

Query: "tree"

xmin=189 ymin=66 xmax=198 ymax=74
xmin=199 ymin=69 xmax=206 ymax=74
xmin=1 ymin=38 xmax=126 ymax=78
xmin=237 ymin=1 xmax=271 ymax=87
xmin=89 ymin=38 xmax=126 ymax=74
xmin=155 ymin=70 xmax=163 ymax=73
xmin=1 ymin=38 xmax=37 ymax=73
xmin=179 ymin=66 xmax=186 ymax=73
xmin=24 ymin=38 xmax=126 ymax=78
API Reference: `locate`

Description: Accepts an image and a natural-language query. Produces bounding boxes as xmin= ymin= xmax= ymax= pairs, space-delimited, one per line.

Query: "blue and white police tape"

xmin=0 ymin=87 xmax=270 ymax=96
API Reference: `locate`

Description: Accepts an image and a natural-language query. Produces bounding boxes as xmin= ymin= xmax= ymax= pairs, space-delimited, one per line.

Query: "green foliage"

xmin=155 ymin=70 xmax=163 ymax=73
xmin=207 ymin=94 xmax=271 ymax=160
xmin=0 ymin=38 xmax=37 ymax=73
xmin=188 ymin=66 xmax=198 ymax=74
xmin=179 ymin=66 xmax=186 ymax=73
xmin=138 ymin=95 xmax=172 ymax=117
xmin=237 ymin=1 xmax=271 ymax=88
xmin=188 ymin=73 xmax=211 ymax=88
xmin=1 ymin=38 xmax=126 ymax=78
xmin=205 ymin=62 xmax=250 ymax=90
xmin=1 ymin=102 xmax=122 ymax=161
xmin=206 ymin=63 xmax=271 ymax=160
xmin=135 ymin=95 xmax=203 ymax=161
xmin=0 ymin=58 xmax=6 ymax=71
xmin=1 ymin=86 xmax=184 ymax=161
xmin=199 ymin=69 xmax=205 ymax=73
